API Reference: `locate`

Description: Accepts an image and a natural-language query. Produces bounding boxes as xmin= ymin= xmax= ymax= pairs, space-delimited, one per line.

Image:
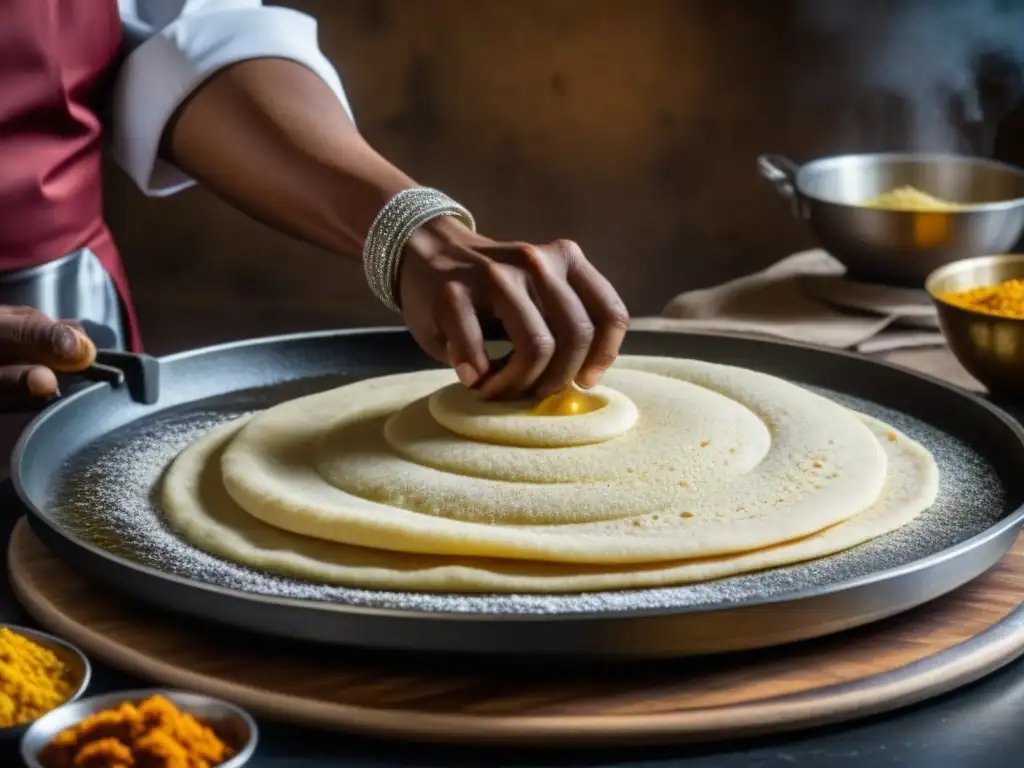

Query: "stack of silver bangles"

xmin=363 ymin=187 xmax=477 ymax=312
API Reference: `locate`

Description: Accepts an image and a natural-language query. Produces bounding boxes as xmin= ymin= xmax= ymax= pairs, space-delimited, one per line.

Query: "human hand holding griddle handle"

xmin=396 ymin=216 xmax=631 ymax=400
xmin=0 ymin=307 xmax=97 ymax=402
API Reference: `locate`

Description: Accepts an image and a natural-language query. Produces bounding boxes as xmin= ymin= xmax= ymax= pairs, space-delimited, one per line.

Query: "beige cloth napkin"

xmin=631 ymin=250 xmax=945 ymax=354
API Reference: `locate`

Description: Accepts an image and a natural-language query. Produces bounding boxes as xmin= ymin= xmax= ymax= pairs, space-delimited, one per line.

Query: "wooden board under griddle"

xmin=9 ymin=518 xmax=1024 ymax=746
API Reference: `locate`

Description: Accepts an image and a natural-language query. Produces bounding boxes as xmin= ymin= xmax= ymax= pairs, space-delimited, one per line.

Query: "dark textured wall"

xmin=102 ymin=0 xmax=1024 ymax=353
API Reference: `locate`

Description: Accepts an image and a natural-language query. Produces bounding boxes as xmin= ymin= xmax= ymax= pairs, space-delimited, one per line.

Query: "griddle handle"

xmin=75 ymin=351 xmax=161 ymax=405
xmin=0 ymin=351 xmax=160 ymax=414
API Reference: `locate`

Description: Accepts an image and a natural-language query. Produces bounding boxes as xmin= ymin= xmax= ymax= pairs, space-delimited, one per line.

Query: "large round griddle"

xmin=11 ymin=329 xmax=1024 ymax=659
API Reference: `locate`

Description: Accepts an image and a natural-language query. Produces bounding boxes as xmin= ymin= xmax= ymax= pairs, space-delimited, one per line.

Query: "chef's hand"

xmin=398 ymin=217 xmax=629 ymax=400
xmin=0 ymin=307 xmax=96 ymax=400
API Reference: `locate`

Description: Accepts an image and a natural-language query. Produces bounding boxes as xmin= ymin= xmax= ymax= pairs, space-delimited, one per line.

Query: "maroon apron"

xmin=0 ymin=0 xmax=142 ymax=352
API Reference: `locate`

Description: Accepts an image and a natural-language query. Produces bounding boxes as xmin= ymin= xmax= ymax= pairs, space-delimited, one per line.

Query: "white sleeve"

xmin=113 ymin=0 xmax=353 ymax=197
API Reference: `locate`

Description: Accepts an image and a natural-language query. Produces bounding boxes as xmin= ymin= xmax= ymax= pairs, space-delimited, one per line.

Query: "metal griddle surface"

xmin=46 ymin=380 xmax=1006 ymax=616
xmin=14 ymin=331 xmax=1024 ymax=657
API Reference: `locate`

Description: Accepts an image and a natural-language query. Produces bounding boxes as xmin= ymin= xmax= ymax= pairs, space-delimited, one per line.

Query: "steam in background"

xmin=797 ymin=0 xmax=1024 ymax=153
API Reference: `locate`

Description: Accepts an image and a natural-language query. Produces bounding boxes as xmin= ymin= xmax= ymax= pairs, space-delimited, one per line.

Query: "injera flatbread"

xmin=162 ymin=415 xmax=937 ymax=593
xmin=203 ymin=358 xmax=901 ymax=564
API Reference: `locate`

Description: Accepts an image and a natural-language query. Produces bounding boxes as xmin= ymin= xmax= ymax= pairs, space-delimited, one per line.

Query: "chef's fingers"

xmin=0 ymin=364 xmax=59 ymax=399
xmin=434 ymin=281 xmax=489 ymax=388
xmin=561 ymin=242 xmax=630 ymax=388
xmin=0 ymin=308 xmax=96 ymax=371
xmin=477 ymin=268 xmax=555 ymax=400
xmin=516 ymin=243 xmax=593 ymax=397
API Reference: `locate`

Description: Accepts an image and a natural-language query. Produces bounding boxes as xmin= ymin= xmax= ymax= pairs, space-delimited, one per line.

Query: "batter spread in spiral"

xmin=161 ymin=357 xmax=938 ymax=593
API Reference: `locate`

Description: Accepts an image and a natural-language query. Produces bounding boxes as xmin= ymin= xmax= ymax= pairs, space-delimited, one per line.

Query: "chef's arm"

xmin=162 ymin=58 xmax=415 ymax=260
xmin=112 ymin=0 xmax=414 ymax=260
xmin=111 ymin=2 xmax=357 ymax=187
xmin=111 ymin=1 xmax=630 ymax=394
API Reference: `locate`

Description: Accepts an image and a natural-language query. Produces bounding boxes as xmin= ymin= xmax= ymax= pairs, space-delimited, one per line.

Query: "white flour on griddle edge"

xmin=47 ymin=387 xmax=1008 ymax=616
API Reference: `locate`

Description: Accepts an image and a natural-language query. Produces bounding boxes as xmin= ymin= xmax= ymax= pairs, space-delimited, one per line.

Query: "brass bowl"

xmin=0 ymin=624 xmax=91 ymax=741
xmin=21 ymin=689 xmax=258 ymax=767
xmin=925 ymin=254 xmax=1024 ymax=396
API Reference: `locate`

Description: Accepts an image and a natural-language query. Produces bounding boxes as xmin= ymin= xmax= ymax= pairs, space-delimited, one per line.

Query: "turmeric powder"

xmin=0 ymin=626 xmax=72 ymax=727
xmin=38 ymin=694 xmax=236 ymax=768
xmin=939 ymin=279 xmax=1024 ymax=319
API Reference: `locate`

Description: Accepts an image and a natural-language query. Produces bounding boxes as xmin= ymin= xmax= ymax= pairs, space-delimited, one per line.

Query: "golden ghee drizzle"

xmin=530 ymin=386 xmax=605 ymax=417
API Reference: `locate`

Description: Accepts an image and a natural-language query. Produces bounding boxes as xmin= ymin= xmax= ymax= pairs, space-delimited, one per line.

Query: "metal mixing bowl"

xmin=758 ymin=153 xmax=1024 ymax=285
xmin=925 ymin=253 xmax=1024 ymax=396
xmin=21 ymin=689 xmax=258 ymax=767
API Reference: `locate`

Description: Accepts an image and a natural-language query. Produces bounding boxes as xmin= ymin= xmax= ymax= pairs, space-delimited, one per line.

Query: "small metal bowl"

xmin=0 ymin=624 xmax=91 ymax=741
xmin=758 ymin=152 xmax=1024 ymax=285
xmin=21 ymin=689 xmax=258 ymax=767
xmin=925 ymin=253 xmax=1024 ymax=396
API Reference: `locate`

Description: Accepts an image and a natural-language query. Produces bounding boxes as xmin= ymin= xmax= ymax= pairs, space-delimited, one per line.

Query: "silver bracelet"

xmin=362 ymin=187 xmax=476 ymax=312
